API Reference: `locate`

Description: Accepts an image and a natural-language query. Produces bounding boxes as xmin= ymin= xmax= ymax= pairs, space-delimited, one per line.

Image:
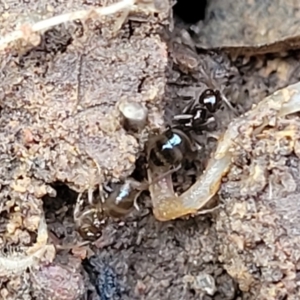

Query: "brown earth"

xmin=1 ymin=0 xmax=300 ymax=299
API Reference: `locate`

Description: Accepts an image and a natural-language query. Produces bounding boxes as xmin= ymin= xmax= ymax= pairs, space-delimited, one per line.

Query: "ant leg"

xmin=98 ymin=183 xmax=107 ymax=204
xmin=191 ymin=204 xmax=221 ymax=216
xmin=221 ymin=94 xmax=238 ymax=115
xmin=74 ymin=193 xmax=83 ymax=221
xmin=88 ymin=188 xmax=94 ymax=205
xmin=206 ymin=131 xmax=220 ymax=140
xmin=149 ymin=164 xmax=182 ymax=186
xmin=133 ymin=190 xmax=143 ymax=211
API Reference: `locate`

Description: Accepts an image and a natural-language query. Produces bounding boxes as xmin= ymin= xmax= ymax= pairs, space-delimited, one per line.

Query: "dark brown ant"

xmin=146 ymin=127 xmax=197 ymax=169
xmin=172 ymin=88 xmax=223 ymax=131
xmin=102 ymin=178 xmax=145 ymax=218
xmin=74 ymin=178 xmax=146 ymax=240
xmin=74 ymin=198 xmax=105 ymax=241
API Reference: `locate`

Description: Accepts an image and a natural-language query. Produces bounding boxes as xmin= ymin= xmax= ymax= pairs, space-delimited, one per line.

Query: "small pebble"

xmin=193 ymin=273 xmax=216 ymax=296
xmin=119 ymin=101 xmax=148 ymax=132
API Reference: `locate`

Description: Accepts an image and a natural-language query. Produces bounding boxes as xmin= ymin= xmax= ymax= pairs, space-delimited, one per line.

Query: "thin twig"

xmin=0 ymin=0 xmax=136 ymax=49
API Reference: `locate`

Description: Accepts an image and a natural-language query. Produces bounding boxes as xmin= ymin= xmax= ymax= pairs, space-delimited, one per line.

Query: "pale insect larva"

xmin=0 ymin=212 xmax=54 ymax=277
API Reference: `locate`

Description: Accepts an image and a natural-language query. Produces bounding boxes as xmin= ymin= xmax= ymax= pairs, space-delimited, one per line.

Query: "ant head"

xmin=199 ymin=89 xmax=222 ymax=113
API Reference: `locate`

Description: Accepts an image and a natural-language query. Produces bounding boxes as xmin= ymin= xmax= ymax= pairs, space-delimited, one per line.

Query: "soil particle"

xmin=31 ymin=263 xmax=85 ymax=300
xmin=0 ymin=273 xmax=32 ymax=300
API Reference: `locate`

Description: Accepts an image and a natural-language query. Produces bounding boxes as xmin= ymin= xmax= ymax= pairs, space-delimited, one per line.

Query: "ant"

xmin=172 ymin=88 xmax=223 ymax=131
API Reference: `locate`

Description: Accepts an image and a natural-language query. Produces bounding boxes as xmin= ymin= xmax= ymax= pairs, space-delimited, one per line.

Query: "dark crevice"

xmin=42 ymin=181 xmax=78 ymax=219
xmin=17 ymin=26 xmax=74 ymax=75
xmin=173 ymin=0 xmax=207 ymax=24
xmin=137 ymin=77 xmax=146 ymax=93
xmin=128 ymin=20 xmax=135 ymax=38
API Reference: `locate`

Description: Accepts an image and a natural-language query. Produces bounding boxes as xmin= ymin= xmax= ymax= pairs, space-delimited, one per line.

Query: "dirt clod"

xmin=217 ymin=106 xmax=300 ymax=298
xmin=31 ymin=263 xmax=85 ymax=300
xmin=193 ymin=0 xmax=300 ymax=54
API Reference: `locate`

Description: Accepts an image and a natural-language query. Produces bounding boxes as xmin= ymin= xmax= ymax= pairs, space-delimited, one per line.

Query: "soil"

xmin=217 ymin=100 xmax=300 ymax=299
xmin=191 ymin=0 xmax=300 ymax=54
xmin=1 ymin=0 xmax=300 ymax=299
